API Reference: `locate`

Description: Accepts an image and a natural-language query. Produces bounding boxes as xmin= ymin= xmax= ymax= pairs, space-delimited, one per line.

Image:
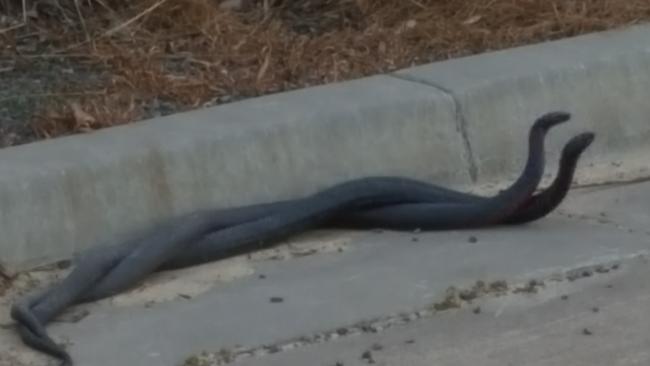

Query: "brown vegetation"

xmin=1 ymin=0 xmax=649 ymax=145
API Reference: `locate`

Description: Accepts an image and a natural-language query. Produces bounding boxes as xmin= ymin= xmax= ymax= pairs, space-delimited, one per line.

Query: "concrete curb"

xmin=392 ymin=24 xmax=650 ymax=185
xmin=2 ymin=24 xmax=650 ymax=273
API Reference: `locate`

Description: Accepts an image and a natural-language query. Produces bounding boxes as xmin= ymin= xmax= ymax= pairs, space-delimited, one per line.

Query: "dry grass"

xmin=2 ymin=0 xmax=650 ymax=144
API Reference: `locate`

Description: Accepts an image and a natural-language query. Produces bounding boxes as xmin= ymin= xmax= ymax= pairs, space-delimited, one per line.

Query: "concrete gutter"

xmin=1 ymin=24 xmax=650 ymax=273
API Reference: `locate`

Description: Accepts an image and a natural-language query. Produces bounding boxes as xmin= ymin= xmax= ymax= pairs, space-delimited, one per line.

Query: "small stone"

xmin=594 ymin=266 xmax=610 ymax=274
xmin=360 ymin=323 xmax=374 ymax=333
xmin=468 ymin=236 xmax=478 ymax=243
xmin=489 ymin=280 xmax=508 ymax=293
xmin=371 ymin=343 xmax=383 ymax=351
xmin=266 ymin=345 xmax=280 ymax=354
xmin=361 ymin=350 xmax=375 ymax=364
xmin=582 ymin=328 xmax=593 ymax=335
xmin=514 ymin=279 xmax=544 ymax=294
xmin=561 ymin=295 xmax=569 ymax=300
xmin=270 ymin=297 xmax=284 ymax=303
xmin=459 ymin=289 xmax=478 ymax=301
xmin=473 ymin=306 xmax=481 ymax=314
xmin=473 ymin=280 xmax=487 ymax=292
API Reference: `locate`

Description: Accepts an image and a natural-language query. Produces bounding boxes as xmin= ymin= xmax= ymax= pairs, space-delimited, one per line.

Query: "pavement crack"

xmin=388 ymin=73 xmax=478 ymax=183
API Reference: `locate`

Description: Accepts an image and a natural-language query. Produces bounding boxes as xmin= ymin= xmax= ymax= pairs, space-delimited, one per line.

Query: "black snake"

xmin=10 ymin=111 xmax=594 ymax=365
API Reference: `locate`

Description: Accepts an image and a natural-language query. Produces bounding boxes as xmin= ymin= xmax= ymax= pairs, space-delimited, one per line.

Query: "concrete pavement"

xmin=1 ymin=179 xmax=648 ymax=366
xmin=230 ymin=256 xmax=650 ymax=366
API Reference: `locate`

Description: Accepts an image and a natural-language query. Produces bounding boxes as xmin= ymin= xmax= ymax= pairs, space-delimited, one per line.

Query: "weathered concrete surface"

xmin=0 ymin=75 xmax=465 ymax=272
xmin=231 ymin=257 xmax=650 ymax=366
xmin=1 ymin=181 xmax=647 ymax=366
xmin=394 ymin=24 xmax=650 ymax=185
xmin=560 ymin=179 xmax=650 ymax=234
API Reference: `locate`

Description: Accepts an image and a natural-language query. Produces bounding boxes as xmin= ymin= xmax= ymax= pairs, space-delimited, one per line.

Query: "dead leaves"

xmin=2 ymin=0 xmax=648 ymax=144
xmin=70 ymin=101 xmax=96 ymax=132
xmin=32 ymin=94 xmax=142 ymax=140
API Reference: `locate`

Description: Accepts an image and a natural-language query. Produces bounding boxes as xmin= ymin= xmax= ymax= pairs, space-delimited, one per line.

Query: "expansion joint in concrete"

xmin=388 ymin=73 xmax=478 ymax=182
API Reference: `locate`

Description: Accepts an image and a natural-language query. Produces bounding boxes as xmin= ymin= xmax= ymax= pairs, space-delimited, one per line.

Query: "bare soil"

xmin=1 ymin=0 xmax=649 ymax=148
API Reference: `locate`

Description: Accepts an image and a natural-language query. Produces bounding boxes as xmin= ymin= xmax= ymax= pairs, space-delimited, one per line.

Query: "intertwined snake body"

xmin=10 ymin=112 xmax=595 ymax=366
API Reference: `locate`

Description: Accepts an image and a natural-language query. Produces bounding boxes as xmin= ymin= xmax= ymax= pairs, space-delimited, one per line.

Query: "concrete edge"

xmin=1 ymin=24 xmax=650 ymax=273
xmin=391 ymin=23 xmax=650 ymax=186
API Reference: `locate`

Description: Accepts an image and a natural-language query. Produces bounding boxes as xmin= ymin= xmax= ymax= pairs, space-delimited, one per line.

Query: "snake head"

xmin=532 ymin=111 xmax=571 ymax=131
xmin=562 ymin=132 xmax=595 ymax=160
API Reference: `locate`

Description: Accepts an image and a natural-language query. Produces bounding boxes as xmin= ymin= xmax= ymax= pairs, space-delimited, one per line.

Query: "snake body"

xmin=160 ymin=112 xmax=566 ymax=270
xmin=10 ymin=112 xmax=595 ymax=366
xmin=332 ymin=131 xmax=596 ymax=229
